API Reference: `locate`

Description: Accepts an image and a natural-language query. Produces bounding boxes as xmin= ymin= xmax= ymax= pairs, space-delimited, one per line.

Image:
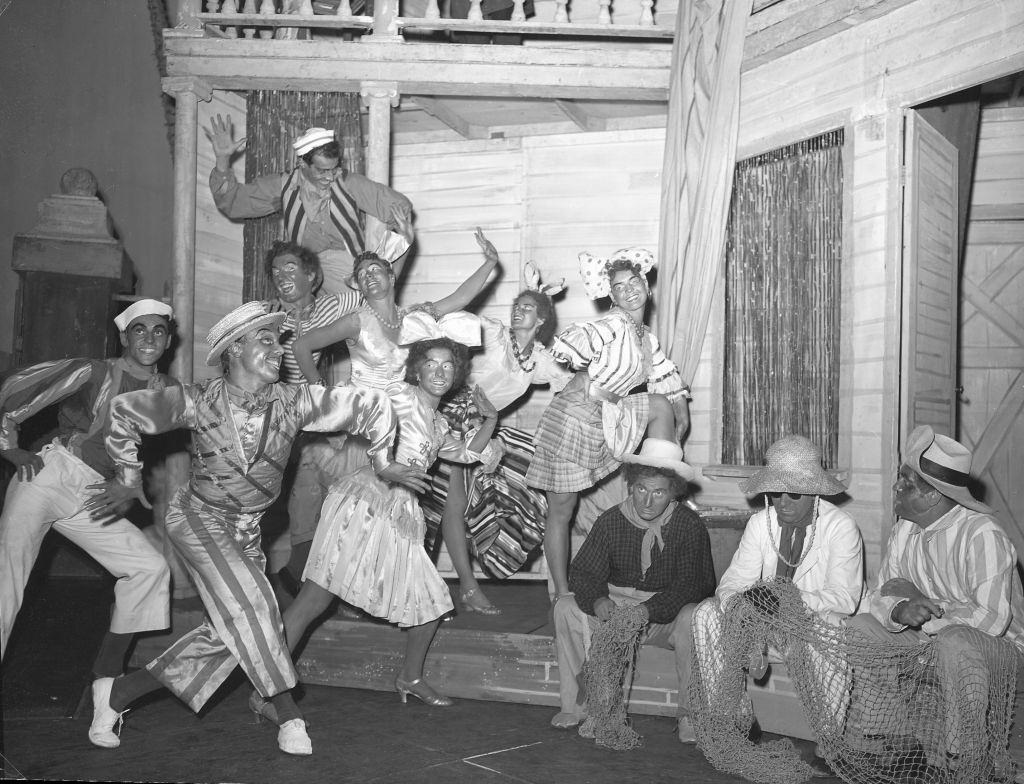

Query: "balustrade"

xmin=181 ymin=0 xmax=673 ymax=41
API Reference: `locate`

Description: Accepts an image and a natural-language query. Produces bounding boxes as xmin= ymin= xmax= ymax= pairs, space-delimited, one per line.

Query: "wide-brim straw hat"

xmin=205 ymin=302 xmax=287 ymax=366
xmin=903 ymin=425 xmax=991 ymax=513
xmin=739 ymin=435 xmax=847 ymax=496
xmin=621 ymin=438 xmax=695 ymax=481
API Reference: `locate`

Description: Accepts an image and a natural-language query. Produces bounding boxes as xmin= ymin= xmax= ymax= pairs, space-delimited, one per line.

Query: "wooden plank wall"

xmin=960 ymin=107 xmax=1024 ymax=555
xmin=193 ymin=90 xmax=246 ymax=380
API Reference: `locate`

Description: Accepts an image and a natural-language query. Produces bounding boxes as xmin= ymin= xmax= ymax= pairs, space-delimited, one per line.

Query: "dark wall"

xmin=0 ymin=0 xmax=174 ymax=371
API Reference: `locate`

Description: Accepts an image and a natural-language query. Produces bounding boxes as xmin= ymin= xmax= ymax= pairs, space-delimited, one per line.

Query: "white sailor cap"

xmin=114 ymin=299 xmax=174 ymax=332
xmin=293 ymin=127 xmax=336 ymax=156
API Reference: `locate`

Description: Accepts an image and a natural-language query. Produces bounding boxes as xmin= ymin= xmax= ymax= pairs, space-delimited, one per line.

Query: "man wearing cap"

xmin=82 ymin=301 xmax=407 ymax=757
xmin=550 ymin=442 xmax=716 ymax=731
xmin=0 ymin=299 xmax=175 ymax=675
xmin=206 ymin=116 xmax=414 ymax=293
xmin=847 ymin=425 xmax=1024 ymax=766
xmin=688 ymin=435 xmax=863 ymax=757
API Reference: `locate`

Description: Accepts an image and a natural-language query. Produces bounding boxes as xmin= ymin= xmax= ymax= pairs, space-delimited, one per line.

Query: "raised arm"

xmin=205 ymin=114 xmax=283 ymax=219
xmin=299 ymin=385 xmax=396 ymax=474
xmin=105 ymin=386 xmax=194 ymax=489
xmin=433 ymin=228 xmax=500 ymax=316
xmin=291 ymin=311 xmax=361 ymax=384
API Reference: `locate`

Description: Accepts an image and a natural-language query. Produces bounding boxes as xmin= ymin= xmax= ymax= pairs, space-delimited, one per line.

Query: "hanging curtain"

xmin=656 ymin=0 xmax=753 ymax=386
xmin=722 ymin=130 xmax=844 ymax=468
xmin=243 ymin=91 xmax=366 ymax=301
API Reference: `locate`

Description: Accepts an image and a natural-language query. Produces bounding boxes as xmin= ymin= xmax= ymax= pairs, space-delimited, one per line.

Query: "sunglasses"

xmin=767 ymin=492 xmax=805 ymax=501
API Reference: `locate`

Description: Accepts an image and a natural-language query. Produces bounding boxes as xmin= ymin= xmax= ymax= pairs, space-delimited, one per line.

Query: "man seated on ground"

xmin=207 ymin=119 xmax=413 ymax=293
xmin=689 ymin=435 xmax=863 ymax=768
xmin=551 ymin=440 xmax=715 ymax=734
xmin=0 ymin=300 xmax=175 ymax=676
xmin=847 ymin=425 xmax=1024 ymax=775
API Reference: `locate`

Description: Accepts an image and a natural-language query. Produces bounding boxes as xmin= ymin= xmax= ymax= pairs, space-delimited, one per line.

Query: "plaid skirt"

xmin=525 ymin=383 xmax=649 ymax=493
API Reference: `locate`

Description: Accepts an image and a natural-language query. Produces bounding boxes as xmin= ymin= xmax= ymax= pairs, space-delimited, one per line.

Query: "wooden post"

xmin=371 ymin=0 xmax=400 ymax=38
xmin=160 ymin=76 xmax=212 ymax=599
xmin=360 ymin=82 xmax=400 ymax=250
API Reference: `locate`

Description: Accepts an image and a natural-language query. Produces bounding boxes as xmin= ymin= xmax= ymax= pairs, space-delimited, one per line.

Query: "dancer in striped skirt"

xmin=525 ymin=249 xmax=692 ymax=599
xmin=421 ymin=265 xmax=571 ymax=614
xmin=83 ymin=302 xmax=399 ymax=756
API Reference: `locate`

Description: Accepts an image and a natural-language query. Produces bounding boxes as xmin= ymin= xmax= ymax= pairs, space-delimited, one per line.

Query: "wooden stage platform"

xmin=131 ymin=576 xmax=814 ymax=740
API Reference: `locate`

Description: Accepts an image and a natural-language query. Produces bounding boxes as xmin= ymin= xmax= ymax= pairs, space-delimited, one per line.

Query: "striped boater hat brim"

xmin=205 ymin=302 xmax=287 ymax=366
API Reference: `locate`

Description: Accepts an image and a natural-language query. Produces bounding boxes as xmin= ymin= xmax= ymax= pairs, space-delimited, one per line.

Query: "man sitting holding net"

xmin=689 ymin=435 xmax=863 ymax=777
xmin=550 ymin=440 xmax=715 ymax=742
xmin=844 ymin=425 xmax=1024 ymax=780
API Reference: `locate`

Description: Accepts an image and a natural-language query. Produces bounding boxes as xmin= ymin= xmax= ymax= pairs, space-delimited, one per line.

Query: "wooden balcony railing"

xmin=180 ymin=0 xmax=674 ymax=42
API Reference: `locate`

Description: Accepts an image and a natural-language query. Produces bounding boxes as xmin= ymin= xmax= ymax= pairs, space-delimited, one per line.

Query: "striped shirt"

xmin=266 ymin=291 xmax=361 ymax=385
xmin=868 ymin=505 xmax=1024 ymax=651
xmin=550 ymin=309 xmax=687 ymax=400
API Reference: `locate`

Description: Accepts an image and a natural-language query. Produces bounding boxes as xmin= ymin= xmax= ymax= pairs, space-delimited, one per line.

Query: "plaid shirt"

xmin=570 ymin=504 xmax=716 ymax=624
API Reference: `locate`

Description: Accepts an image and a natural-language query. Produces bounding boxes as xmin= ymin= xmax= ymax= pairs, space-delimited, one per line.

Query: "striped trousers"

xmin=145 ymin=487 xmax=297 ymax=713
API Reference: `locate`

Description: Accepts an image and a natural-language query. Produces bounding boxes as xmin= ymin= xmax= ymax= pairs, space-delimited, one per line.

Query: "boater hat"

xmin=903 ymin=425 xmax=991 ymax=513
xmin=739 ymin=435 xmax=846 ymax=496
xmin=205 ymin=302 xmax=287 ymax=366
xmin=621 ymin=438 xmax=696 ymax=481
xmin=293 ymin=127 xmax=335 ymax=156
xmin=113 ymin=299 xmax=173 ymax=332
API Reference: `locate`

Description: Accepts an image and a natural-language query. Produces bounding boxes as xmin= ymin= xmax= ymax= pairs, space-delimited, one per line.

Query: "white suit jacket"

xmin=716 ymin=499 xmax=865 ymax=618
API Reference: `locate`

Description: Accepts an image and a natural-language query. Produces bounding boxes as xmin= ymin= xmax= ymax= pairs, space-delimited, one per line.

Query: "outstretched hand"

xmin=390 ymin=204 xmax=415 ymax=245
xmin=377 ymin=462 xmax=430 ymax=494
xmin=84 ymin=480 xmax=151 ymax=522
xmin=204 ymin=113 xmax=246 ymax=166
xmin=474 ymin=227 xmax=499 ymax=265
xmin=1 ymin=447 xmax=45 ymax=482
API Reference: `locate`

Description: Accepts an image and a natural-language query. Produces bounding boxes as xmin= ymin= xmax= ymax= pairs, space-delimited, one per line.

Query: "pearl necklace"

xmin=509 ymin=328 xmax=536 ymax=372
xmin=764 ymin=495 xmax=819 ymax=570
xmin=615 ymin=307 xmax=645 ymax=339
xmin=365 ymin=304 xmax=405 ymax=331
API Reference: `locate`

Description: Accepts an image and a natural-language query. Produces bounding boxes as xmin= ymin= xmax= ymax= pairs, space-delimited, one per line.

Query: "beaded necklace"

xmin=365 ymin=303 xmax=405 ymax=331
xmin=614 ymin=307 xmax=645 ymax=340
xmin=509 ymin=328 xmax=536 ymax=372
xmin=764 ymin=494 xmax=819 ymax=570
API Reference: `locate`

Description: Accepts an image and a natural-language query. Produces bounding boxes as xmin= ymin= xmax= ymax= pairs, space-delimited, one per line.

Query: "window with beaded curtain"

xmin=721 ymin=129 xmax=844 ymax=469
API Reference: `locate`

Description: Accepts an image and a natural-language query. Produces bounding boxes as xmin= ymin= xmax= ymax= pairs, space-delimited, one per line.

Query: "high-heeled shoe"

xmin=394 ymin=677 xmax=454 ymax=707
xmin=248 ymin=690 xmax=279 ymax=725
xmin=459 ymin=587 xmax=502 ymax=616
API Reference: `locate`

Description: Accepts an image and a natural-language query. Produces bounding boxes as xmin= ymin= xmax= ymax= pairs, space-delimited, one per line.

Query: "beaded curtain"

xmin=242 ymin=91 xmax=365 ymax=301
xmin=722 ymin=129 xmax=844 ymax=468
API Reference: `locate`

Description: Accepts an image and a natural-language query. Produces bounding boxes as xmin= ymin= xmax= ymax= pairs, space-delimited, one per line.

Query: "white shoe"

xmin=677 ymin=715 xmax=697 ymax=743
xmin=278 ymin=718 xmax=312 ymax=755
xmin=89 ymin=677 xmax=127 ymax=749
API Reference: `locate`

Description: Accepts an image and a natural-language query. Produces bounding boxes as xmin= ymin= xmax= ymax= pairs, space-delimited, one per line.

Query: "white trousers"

xmin=0 ymin=443 xmax=170 ymax=658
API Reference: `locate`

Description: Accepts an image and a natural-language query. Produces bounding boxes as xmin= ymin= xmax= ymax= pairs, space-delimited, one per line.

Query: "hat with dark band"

xmin=903 ymin=425 xmax=991 ymax=513
xmin=205 ymin=302 xmax=287 ymax=366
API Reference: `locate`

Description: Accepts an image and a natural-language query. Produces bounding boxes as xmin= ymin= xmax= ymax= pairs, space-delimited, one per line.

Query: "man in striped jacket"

xmin=207 ymin=118 xmax=413 ymax=294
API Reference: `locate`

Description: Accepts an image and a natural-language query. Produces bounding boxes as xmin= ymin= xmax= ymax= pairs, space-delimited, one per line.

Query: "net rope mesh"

xmin=689 ymin=579 xmax=1020 ymax=784
xmin=578 ymin=604 xmax=648 ymax=751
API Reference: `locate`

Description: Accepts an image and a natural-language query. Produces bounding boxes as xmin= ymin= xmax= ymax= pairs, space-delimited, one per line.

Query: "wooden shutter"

xmin=901 ymin=110 xmax=959 ymax=440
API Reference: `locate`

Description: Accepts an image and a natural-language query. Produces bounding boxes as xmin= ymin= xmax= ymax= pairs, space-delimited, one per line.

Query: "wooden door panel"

xmin=902 ymin=110 xmax=959 ymax=440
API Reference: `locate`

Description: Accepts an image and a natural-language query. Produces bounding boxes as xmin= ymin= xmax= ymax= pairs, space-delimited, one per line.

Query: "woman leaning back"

xmin=525 ymin=248 xmax=691 ymax=599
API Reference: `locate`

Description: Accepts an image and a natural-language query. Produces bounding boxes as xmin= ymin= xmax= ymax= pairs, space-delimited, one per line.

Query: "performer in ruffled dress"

xmin=423 ymin=264 xmax=571 ymax=615
xmin=283 ymin=318 xmax=499 ymax=707
xmin=526 ymin=249 xmax=692 ymax=599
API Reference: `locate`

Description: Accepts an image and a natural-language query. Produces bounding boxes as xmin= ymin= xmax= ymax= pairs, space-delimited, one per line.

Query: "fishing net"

xmin=578 ymin=604 xmax=648 ymax=751
xmin=690 ymin=579 xmax=1020 ymax=784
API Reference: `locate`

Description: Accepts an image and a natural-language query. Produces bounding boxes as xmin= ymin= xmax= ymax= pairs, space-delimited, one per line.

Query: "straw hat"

xmin=205 ymin=302 xmax=287 ymax=366
xmin=114 ymin=299 xmax=173 ymax=332
xmin=903 ymin=425 xmax=991 ymax=513
xmin=621 ymin=438 xmax=695 ymax=481
xmin=739 ymin=435 xmax=846 ymax=496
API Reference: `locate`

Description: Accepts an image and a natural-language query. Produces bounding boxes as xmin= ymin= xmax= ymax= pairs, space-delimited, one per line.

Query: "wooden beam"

xmin=164 ymin=37 xmax=672 ymax=99
xmin=554 ymin=99 xmax=607 ymax=131
xmin=742 ymin=0 xmax=917 ymax=72
xmin=971 ymin=204 xmax=1024 ymax=222
xmin=410 ymin=96 xmax=487 ymax=139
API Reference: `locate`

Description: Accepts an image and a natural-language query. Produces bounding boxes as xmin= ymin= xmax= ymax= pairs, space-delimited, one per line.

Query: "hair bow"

xmin=578 ymin=247 xmax=656 ymax=300
xmin=371 ymin=230 xmax=411 ymax=264
xmin=399 ymin=310 xmax=482 ymax=347
xmin=523 ymin=262 xmax=566 ymax=298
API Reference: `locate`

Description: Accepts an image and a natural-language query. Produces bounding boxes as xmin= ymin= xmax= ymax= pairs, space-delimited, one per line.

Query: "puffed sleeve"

xmin=298 ymin=384 xmax=396 ymax=473
xmin=531 ymin=348 xmax=572 ymax=393
xmin=0 ymin=358 xmax=98 ymax=450
xmin=435 ymin=419 xmax=500 ymax=467
xmin=107 ymin=386 xmax=196 ymax=488
xmin=549 ymin=320 xmax=610 ymax=371
xmin=645 ymin=332 xmax=689 ymax=402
